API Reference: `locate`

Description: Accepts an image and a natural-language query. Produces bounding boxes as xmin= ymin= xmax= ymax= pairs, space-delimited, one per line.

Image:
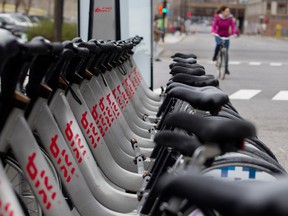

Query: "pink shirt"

xmin=211 ymin=14 xmax=236 ymax=37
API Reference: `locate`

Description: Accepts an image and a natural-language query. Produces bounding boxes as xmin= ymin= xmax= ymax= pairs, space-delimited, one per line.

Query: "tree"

xmin=25 ymin=0 xmax=33 ymax=14
xmin=2 ymin=0 xmax=7 ymax=12
xmin=54 ymin=0 xmax=64 ymax=41
xmin=15 ymin=0 xmax=23 ymax=12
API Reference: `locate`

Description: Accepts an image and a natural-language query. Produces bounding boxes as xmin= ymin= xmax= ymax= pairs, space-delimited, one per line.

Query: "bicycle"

xmin=214 ymin=34 xmax=233 ymax=80
xmin=0 ymin=31 xmax=286 ymax=216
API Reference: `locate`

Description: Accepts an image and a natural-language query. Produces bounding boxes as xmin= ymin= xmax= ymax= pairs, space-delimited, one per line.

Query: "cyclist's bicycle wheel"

xmin=216 ymin=48 xmax=226 ymax=80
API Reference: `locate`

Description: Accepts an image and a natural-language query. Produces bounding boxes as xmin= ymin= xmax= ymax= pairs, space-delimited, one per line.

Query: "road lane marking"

xmin=249 ymin=62 xmax=261 ymax=66
xmin=272 ymin=91 xmax=288 ymax=101
xmin=229 ymin=61 xmax=241 ymax=65
xmin=229 ymin=89 xmax=261 ymax=100
xmin=270 ymin=62 xmax=283 ymax=67
xmin=202 ymin=61 xmax=286 ymax=66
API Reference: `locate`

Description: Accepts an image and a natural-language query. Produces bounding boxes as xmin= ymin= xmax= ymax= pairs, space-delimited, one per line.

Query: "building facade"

xmin=245 ymin=0 xmax=288 ymax=36
xmin=154 ymin=0 xmax=288 ymax=36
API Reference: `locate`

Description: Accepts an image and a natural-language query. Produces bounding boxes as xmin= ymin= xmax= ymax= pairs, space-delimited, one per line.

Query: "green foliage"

xmin=61 ymin=22 xmax=78 ymax=41
xmin=27 ymin=20 xmax=77 ymax=41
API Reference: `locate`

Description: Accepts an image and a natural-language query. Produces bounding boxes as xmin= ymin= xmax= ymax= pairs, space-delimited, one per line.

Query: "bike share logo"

xmin=95 ymin=6 xmax=112 ymax=13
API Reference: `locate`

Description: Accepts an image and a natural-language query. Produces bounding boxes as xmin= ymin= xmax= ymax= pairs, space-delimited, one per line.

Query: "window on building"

xmin=278 ymin=3 xmax=287 ymax=15
xmin=267 ymin=2 xmax=271 ymax=11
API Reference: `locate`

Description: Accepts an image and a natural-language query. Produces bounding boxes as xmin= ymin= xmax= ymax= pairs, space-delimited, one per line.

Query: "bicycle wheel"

xmin=216 ymin=52 xmax=222 ymax=79
xmin=219 ymin=47 xmax=227 ymax=80
xmin=203 ymin=156 xmax=285 ymax=181
xmin=4 ymin=156 xmax=43 ymax=216
xmin=3 ymin=149 xmax=62 ymax=216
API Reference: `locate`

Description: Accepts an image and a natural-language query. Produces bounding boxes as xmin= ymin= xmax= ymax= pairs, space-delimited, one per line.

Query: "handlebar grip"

xmin=21 ymin=37 xmax=51 ymax=55
xmin=50 ymin=42 xmax=64 ymax=54
xmin=63 ymin=41 xmax=90 ymax=57
xmin=78 ymin=41 xmax=99 ymax=53
xmin=98 ymin=43 xmax=116 ymax=52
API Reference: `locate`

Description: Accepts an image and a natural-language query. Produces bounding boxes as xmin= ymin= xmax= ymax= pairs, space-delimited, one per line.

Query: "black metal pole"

xmin=88 ymin=0 xmax=94 ymax=40
xmin=115 ymin=0 xmax=121 ymax=40
xmin=150 ymin=0 xmax=153 ymax=89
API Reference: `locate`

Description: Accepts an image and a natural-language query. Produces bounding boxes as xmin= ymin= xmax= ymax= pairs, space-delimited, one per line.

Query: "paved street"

xmin=153 ymin=33 xmax=288 ymax=169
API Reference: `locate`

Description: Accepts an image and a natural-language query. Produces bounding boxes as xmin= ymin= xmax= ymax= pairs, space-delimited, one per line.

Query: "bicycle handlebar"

xmin=213 ymin=34 xmax=235 ymax=40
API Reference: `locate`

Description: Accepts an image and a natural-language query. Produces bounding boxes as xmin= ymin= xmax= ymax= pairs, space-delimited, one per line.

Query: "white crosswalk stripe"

xmin=229 ymin=89 xmax=261 ymax=100
xmin=229 ymin=61 xmax=241 ymax=65
xmin=203 ymin=61 xmax=285 ymax=66
xmin=154 ymin=88 xmax=288 ymax=101
xmin=272 ymin=91 xmax=288 ymax=101
xmin=248 ymin=62 xmax=261 ymax=66
xmin=270 ymin=62 xmax=283 ymax=67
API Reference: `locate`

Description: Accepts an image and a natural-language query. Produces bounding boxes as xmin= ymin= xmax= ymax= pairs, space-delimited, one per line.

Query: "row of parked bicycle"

xmin=0 ymin=28 xmax=287 ymax=216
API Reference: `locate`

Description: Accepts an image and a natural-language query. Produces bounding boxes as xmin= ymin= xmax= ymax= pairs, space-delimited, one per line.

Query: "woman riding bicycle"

xmin=211 ymin=5 xmax=237 ymax=75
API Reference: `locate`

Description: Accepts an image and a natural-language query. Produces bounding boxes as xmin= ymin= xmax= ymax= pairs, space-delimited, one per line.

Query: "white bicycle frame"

xmin=79 ymin=78 xmax=145 ymax=172
xmin=88 ymin=75 xmax=155 ymax=150
xmin=28 ymin=95 xmax=139 ymax=214
xmin=0 ymin=101 xmax=72 ymax=216
xmin=48 ymin=86 xmax=144 ymax=200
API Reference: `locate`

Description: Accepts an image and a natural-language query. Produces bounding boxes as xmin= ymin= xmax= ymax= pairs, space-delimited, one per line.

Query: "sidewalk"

xmin=153 ymin=33 xmax=186 ymax=91
xmin=158 ymin=32 xmax=186 ymax=55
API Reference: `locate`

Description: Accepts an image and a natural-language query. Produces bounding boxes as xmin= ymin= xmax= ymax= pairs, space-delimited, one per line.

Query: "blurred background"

xmin=0 ymin=0 xmax=77 ymax=41
xmin=1 ymin=0 xmax=288 ymax=42
xmin=153 ymin=0 xmax=288 ymax=38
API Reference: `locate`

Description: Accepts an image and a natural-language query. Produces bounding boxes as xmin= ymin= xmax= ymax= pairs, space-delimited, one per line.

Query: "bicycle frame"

xmin=0 ymin=106 xmax=72 ymax=216
xmin=215 ymin=34 xmax=231 ymax=80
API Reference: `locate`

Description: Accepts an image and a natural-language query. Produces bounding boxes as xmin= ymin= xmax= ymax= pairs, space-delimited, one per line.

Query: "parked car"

xmin=0 ymin=14 xmax=29 ymax=41
xmin=0 ymin=13 xmax=38 ymax=29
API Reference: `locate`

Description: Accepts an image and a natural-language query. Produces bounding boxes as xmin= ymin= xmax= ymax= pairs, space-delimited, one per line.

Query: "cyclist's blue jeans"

xmin=214 ymin=36 xmax=230 ymax=71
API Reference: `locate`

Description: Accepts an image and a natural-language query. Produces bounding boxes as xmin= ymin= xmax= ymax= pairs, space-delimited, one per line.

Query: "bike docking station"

xmin=0 ymin=1 xmax=287 ymax=216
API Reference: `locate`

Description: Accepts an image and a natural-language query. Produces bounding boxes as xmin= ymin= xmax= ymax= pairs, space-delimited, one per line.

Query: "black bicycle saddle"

xmin=170 ymin=73 xmax=219 ymax=87
xmin=166 ymin=86 xmax=229 ymax=115
xmin=165 ymin=112 xmax=255 ymax=152
xmin=173 ymin=57 xmax=197 ymax=64
xmin=171 ymin=53 xmax=197 ymax=59
xmin=169 ymin=62 xmax=205 ymax=70
xmin=170 ymin=66 xmax=205 ymax=76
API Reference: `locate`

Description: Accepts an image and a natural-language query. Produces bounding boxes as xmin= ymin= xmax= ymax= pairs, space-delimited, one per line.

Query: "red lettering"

xmin=106 ymin=107 xmax=114 ymax=124
xmin=50 ymin=135 xmax=60 ymax=158
xmin=117 ymin=85 xmax=129 ymax=105
xmin=26 ymin=152 xmax=38 ymax=180
xmin=91 ymin=104 xmax=99 ymax=120
xmin=62 ymin=150 xmax=72 ymax=166
xmin=65 ymin=121 xmax=73 ymax=141
xmin=41 ymin=171 xmax=53 ymax=191
xmin=99 ymin=98 xmax=105 ymax=112
xmin=81 ymin=112 xmax=89 ymax=129
xmin=106 ymin=94 xmax=120 ymax=117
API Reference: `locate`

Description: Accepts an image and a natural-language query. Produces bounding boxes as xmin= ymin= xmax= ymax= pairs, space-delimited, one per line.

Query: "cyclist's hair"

xmin=216 ymin=5 xmax=229 ymax=14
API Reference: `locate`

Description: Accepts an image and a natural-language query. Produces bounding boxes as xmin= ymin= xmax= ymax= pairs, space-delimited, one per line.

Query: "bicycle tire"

xmin=216 ymin=52 xmax=222 ymax=79
xmin=3 ymin=149 xmax=62 ymax=216
xmin=246 ymin=137 xmax=278 ymax=162
xmin=241 ymin=145 xmax=285 ymax=173
xmin=204 ymin=156 xmax=286 ymax=179
xmin=15 ymin=189 xmax=31 ymax=216
xmin=4 ymin=156 xmax=43 ymax=216
xmin=216 ymin=48 xmax=226 ymax=80
xmin=219 ymin=48 xmax=226 ymax=80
